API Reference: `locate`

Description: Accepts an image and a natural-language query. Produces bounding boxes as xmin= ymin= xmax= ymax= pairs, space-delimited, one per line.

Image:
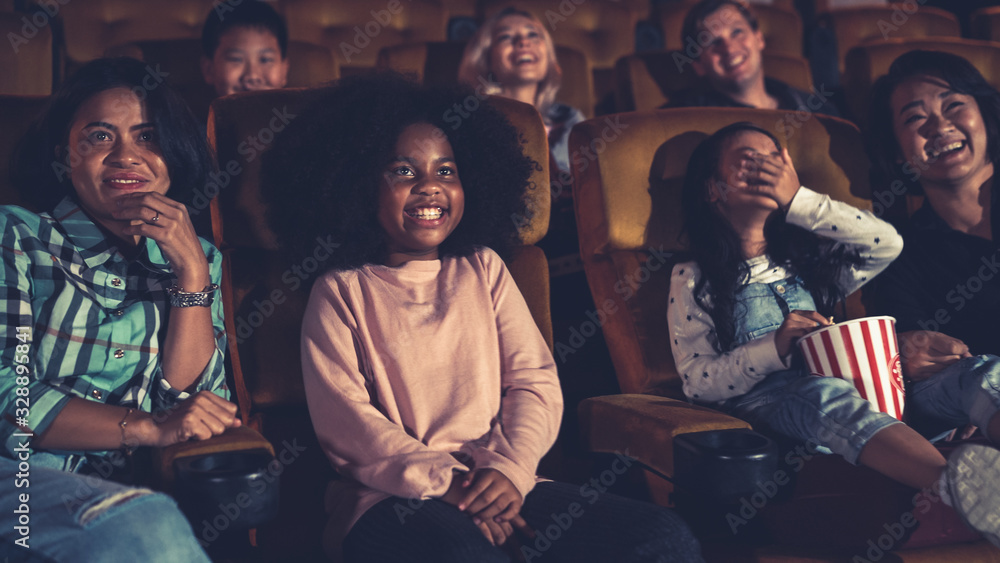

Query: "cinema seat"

xmin=0 ymin=91 xmax=277 ymax=549
xmin=206 ymin=87 xmax=551 ymax=559
xmin=815 ymin=4 xmax=960 ymax=77
xmin=0 ymin=95 xmax=49 ymax=207
xmin=105 ymin=38 xmax=338 ymax=123
xmin=377 ymin=41 xmax=595 ymax=118
xmin=815 ymin=0 xmax=888 ymax=10
xmin=842 ymin=37 xmax=1000 ymax=130
xmin=658 ymin=1 xmax=803 ymax=57
xmin=55 ymin=0 xmax=207 ymax=79
xmin=614 ymin=50 xmax=814 ymax=111
xmin=0 ymin=12 xmax=52 ymax=95
xmin=971 ymin=6 xmax=1000 ymax=41
xmin=571 ymin=107 xmax=1000 ymax=559
xmin=281 ymin=0 xmax=447 ymax=73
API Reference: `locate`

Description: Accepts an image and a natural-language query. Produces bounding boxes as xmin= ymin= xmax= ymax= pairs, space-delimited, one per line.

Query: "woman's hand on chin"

xmin=113 ymin=191 xmax=210 ymax=289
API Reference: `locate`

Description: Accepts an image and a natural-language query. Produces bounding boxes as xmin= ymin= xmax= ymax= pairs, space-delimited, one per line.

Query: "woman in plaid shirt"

xmin=0 ymin=57 xmax=239 ymax=561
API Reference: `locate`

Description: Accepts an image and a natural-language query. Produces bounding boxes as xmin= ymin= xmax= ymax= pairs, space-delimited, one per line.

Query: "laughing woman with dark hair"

xmin=866 ymin=50 xmax=1000 ymax=359
xmin=866 ymin=50 xmax=1000 ymax=436
xmin=0 ymin=57 xmax=238 ymax=560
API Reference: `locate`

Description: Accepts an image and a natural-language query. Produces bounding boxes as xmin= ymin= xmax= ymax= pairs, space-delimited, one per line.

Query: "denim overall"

xmin=719 ymin=274 xmax=900 ymax=464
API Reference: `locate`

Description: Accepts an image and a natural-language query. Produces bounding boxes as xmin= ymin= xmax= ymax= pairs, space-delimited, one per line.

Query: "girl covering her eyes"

xmin=670 ymin=121 xmax=1000 ymax=547
xmin=261 ymin=73 xmax=703 ymax=563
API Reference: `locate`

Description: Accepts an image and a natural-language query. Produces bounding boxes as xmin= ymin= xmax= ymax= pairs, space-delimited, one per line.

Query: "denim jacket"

xmin=669 ymin=187 xmax=903 ymax=403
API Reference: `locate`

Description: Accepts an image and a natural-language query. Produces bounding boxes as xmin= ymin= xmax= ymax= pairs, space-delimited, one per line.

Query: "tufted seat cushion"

xmin=281 ymin=0 xmax=447 ymax=71
xmin=843 ymin=37 xmax=1000 ymax=130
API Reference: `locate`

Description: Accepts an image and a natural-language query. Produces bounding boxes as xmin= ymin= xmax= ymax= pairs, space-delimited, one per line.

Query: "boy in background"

xmin=201 ymin=0 xmax=289 ymax=97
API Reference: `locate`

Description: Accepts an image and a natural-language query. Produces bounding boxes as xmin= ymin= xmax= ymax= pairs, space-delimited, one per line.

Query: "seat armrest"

xmin=153 ymin=425 xmax=275 ymax=486
xmin=578 ymin=394 xmax=750 ymax=479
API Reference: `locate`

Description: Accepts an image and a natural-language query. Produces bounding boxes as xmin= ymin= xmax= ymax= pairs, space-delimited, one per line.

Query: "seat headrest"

xmin=572 ymin=107 xmax=871 ymax=257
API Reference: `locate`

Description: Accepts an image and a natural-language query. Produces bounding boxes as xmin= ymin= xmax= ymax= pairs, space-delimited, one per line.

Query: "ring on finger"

xmin=151 ymin=211 xmax=160 ymax=223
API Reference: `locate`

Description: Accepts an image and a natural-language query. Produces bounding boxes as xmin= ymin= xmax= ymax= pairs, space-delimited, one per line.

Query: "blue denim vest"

xmin=731 ymin=274 xmax=817 ymax=347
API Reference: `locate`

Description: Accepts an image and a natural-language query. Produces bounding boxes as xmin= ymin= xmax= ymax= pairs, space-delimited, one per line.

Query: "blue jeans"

xmin=724 ymin=276 xmax=901 ymax=464
xmin=906 ymin=354 xmax=1000 ymax=439
xmin=0 ymin=456 xmax=210 ymax=562
xmin=342 ymin=481 xmax=704 ymax=563
xmin=722 ymin=368 xmax=900 ymax=464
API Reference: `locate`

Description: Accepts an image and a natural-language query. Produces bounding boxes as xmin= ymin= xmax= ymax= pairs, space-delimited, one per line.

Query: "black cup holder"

xmin=673 ymin=428 xmax=778 ymax=504
xmin=173 ymin=451 xmax=279 ymax=530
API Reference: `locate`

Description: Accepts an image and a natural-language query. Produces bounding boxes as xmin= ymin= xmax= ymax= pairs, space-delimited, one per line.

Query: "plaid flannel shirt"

xmin=0 ymin=198 xmax=228 ymax=461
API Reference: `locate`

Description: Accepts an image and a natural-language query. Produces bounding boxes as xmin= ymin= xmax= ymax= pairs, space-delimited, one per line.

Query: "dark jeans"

xmin=343 ymin=481 xmax=704 ymax=563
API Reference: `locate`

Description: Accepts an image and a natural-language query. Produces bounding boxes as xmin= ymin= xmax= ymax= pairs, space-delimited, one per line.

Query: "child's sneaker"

xmin=947 ymin=443 xmax=1000 ymax=548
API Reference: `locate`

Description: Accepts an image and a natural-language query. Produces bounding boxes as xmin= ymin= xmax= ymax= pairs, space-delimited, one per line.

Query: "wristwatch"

xmin=166 ymin=284 xmax=219 ymax=308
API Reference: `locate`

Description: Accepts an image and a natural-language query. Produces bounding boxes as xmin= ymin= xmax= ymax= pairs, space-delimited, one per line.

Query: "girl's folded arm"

xmin=465 ymin=250 xmax=563 ymax=497
xmin=301 ymin=279 xmax=466 ymax=500
xmin=785 ymin=187 xmax=904 ymax=294
xmin=669 ymin=263 xmax=789 ymax=403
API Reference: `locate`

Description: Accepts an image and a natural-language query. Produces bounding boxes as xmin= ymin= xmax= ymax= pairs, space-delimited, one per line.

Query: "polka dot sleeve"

xmin=668 ymin=262 xmax=789 ymax=403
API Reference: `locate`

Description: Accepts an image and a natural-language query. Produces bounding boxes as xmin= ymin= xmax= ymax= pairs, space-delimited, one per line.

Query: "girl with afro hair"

xmin=261 ymin=73 xmax=703 ymax=563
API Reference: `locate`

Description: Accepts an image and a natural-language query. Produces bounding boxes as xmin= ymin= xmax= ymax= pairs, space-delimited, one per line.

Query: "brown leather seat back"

xmin=208 ymin=88 xmax=551 ymax=411
xmin=843 ymin=37 xmax=1000 ymax=129
xmin=281 ymin=0 xmax=448 ymax=71
xmin=377 ymin=41 xmax=595 ymax=118
xmin=572 ymin=108 xmax=871 ymax=396
xmin=817 ymin=4 xmax=960 ymax=76
xmin=0 ymin=95 xmax=50 ymax=208
xmin=1 ymin=12 xmax=52 ymax=95
xmin=56 ymin=0 xmax=207 ymax=76
xmin=615 ymin=50 xmax=814 ymax=111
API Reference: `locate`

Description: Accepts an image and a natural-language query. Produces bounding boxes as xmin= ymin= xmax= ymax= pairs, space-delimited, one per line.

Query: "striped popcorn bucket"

xmin=796 ymin=316 xmax=905 ymax=421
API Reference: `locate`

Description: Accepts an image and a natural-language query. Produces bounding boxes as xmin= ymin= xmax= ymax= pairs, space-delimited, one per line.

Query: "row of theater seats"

xmin=175 ymin=92 xmax=1000 ymax=561
xmin=5 ymin=0 xmax=1000 ymax=116
xmin=3 ymin=51 xmax=1000 ymax=561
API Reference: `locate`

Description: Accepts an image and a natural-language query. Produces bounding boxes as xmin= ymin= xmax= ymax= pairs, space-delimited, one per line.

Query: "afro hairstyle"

xmin=260 ymin=72 xmax=538 ymax=274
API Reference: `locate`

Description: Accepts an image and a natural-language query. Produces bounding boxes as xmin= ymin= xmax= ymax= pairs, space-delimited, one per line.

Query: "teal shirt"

xmin=0 ymin=198 xmax=228 ymax=465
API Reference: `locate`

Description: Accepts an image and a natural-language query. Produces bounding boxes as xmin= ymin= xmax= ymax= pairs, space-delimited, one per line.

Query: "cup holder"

xmin=173 ymin=451 xmax=279 ymax=530
xmin=673 ymin=428 xmax=778 ymax=504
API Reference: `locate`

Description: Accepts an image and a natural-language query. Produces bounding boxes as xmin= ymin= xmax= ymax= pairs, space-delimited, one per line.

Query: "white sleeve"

xmin=785 ymin=187 xmax=903 ymax=295
xmin=668 ymin=262 xmax=788 ymax=403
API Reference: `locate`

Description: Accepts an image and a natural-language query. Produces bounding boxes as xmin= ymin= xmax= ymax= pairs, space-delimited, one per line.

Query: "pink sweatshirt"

xmin=301 ymin=247 xmax=562 ymax=553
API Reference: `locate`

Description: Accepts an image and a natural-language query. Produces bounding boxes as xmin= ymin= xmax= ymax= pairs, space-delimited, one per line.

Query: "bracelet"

xmin=166 ymin=283 xmax=219 ymax=308
xmin=119 ymin=408 xmax=136 ymax=456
